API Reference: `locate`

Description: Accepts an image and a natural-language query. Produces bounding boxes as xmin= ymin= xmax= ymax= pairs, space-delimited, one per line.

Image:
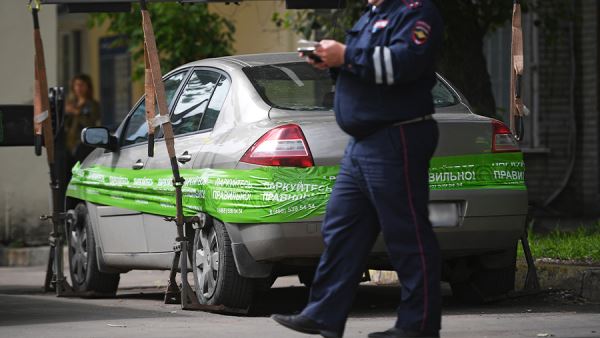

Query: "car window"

xmin=244 ymin=63 xmax=332 ymax=111
xmin=164 ymin=71 xmax=188 ymax=107
xmin=171 ymin=70 xmax=221 ymax=136
xmin=244 ymin=62 xmax=459 ymax=111
xmin=432 ymin=81 xmax=459 ymax=107
xmin=199 ymin=75 xmax=230 ymax=131
xmin=121 ymin=100 xmax=149 ymax=146
xmin=121 ymin=71 xmax=187 ymax=147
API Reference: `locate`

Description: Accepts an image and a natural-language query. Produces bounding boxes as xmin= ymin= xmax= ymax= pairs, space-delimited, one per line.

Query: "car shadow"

xmin=249 ymin=284 xmax=600 ymax=317
xmin=0 ymin=292 xmax=176 ymax=327
xmin=5 ymin=283 xmax=597 ymax=327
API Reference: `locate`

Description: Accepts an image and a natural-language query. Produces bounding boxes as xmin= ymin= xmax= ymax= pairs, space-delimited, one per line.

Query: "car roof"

xmin=175 ymin=52 xmax=468 ymax=107
xmin=180 ymin=52 xmax=303 ymax=69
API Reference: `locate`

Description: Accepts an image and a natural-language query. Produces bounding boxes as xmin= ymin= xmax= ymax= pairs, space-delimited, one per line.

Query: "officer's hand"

xmin=315 ymin=40 xmax=346 ymax=68
xmin=300 ymin=52 xmax=329 ymax=70
xmin=304 ymin=56 xmax=329 ymax=70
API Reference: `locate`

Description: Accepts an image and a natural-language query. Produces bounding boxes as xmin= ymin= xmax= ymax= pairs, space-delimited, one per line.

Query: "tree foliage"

xmin=90 ymin=3 xmax=235 ymax=80
xmin=273 ymin=0 xmax=571 ymax=118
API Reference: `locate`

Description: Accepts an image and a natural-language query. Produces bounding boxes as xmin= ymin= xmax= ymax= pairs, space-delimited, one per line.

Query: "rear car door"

xmin=143 ymin=68 xmax=231 ymax=253
xmin=92 ymin=70 xmax=189 ymax=253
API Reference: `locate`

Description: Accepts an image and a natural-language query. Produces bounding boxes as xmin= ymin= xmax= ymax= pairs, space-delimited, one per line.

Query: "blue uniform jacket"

xmin=334 ymin=0 xmax=443 ymax=139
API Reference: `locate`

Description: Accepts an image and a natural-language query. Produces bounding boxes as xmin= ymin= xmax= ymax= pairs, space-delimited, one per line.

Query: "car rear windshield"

xmin=243 ymin=62 xmax=459 ymax=111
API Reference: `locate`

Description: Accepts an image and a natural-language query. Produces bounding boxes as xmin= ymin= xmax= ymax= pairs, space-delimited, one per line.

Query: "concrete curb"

xmin=368 ymin=260 xmax=600 ymax=303
xmin=516 ymin=260 xmax=600 ymax=302
xmin=0 ymin=246 xmax=50 ymax=267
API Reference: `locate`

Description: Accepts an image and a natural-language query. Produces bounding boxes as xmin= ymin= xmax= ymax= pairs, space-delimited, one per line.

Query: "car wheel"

xmin=192 ymin=218 xmax=254 ymax=309
xmin=67 ymin=203 xmax=120 ymax=295
xmin=450 ymin=246 xmax=517 ymax=304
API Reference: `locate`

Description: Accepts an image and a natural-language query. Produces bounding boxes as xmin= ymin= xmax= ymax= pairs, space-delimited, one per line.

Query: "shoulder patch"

xmin=372 ymin=19 xmax=389 ymax=33
xmin=412 ymin=20 xmax=431 ymax=45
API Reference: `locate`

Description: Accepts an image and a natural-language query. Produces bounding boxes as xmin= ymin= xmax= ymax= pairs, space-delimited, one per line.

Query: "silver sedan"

xmin=66 ymin=53 xmax=528 ymax=309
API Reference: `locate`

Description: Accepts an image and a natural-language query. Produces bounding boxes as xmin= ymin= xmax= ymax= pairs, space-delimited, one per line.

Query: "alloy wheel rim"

xmin=195 ymin=226 xmax=219 ymax=299
xmin=69 ymin=222 xmax=88 ymax=284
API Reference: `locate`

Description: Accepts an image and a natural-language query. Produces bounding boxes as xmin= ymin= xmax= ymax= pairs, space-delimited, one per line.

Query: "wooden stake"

xmin=510 ymin=1 xmax=525 ymax=139
xmin=144 ymin=46 xmax=156 ymax=157
xmin=140 ymin=2 xmax=184 ymax=226
xmin=32 ymin=7 xmax=55 ymax=163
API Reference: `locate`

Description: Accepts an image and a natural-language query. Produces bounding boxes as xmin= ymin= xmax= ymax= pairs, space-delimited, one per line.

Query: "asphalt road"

xmin=0 ymin=266 xmax=599 ymax=338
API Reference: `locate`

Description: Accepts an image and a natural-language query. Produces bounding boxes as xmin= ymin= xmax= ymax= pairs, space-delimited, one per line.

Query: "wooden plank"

xmin=141 ymin=8 xmax=184 ymax=225
xmin=144 ymin=47 xmax=156 ymax=157
xmin=33 ymin=11 xmax=55 ymax=164
xmin=510 ymin=2 xmax=525 ymax=135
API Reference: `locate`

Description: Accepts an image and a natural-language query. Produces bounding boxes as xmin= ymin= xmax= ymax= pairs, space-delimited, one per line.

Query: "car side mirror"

xmin=81 ymin=127 xmax=117 ymax=152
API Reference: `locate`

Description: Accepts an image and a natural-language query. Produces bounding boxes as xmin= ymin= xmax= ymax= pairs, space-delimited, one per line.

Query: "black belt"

xmin=392 ymin=114 xmax=433 ymax=126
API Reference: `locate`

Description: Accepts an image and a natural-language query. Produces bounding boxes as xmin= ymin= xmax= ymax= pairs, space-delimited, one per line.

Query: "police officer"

xmin=272 ymin=0 xmax=443 ymax=337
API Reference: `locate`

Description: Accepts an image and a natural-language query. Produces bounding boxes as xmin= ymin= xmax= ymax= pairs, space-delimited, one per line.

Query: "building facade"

xmin=0 ymin=1 xmax=58 ymax=244
xmin=0 ymin=0 xmax=597 ymax=245
xmin=486 ymin=0 xmax=599 ymax=219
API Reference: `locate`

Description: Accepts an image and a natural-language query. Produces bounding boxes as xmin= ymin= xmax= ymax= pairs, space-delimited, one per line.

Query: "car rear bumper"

xmin=225 ymin=214 xmax=526 ymax=263
xmin=224 ymin=188 xmax=528 ymax=277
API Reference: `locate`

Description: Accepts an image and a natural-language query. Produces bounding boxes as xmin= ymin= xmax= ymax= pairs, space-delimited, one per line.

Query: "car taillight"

xmin=492 ymin=120 xmax=520 ymax=152
xmin=240 ymin=124 xmax=314 ymax=167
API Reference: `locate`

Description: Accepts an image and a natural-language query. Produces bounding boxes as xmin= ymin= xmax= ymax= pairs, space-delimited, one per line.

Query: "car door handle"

xmin=177 ymin=151 xmax=192 ymax=164
xmin=132 ymin=159 xmax=145 ymax=170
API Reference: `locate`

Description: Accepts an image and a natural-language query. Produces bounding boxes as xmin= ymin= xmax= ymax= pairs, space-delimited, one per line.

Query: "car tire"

xmin=450 ymin=246 xmax=517 ymax=304
xmin=192 ymin=218 xmax=254 ymax=309
xmin=67 ymin=203 xmax=120 ymax=295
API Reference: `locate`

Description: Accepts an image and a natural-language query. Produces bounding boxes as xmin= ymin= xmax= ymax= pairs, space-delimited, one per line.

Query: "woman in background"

xmin=64 ymin=74 xmax=101 ymax=171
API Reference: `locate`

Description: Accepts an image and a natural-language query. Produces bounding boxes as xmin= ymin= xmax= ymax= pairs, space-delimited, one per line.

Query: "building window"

xmin=59 ymin=30 xmax=82 ymax=89
xmin=99 ymin=36 xmax=132 ymax=128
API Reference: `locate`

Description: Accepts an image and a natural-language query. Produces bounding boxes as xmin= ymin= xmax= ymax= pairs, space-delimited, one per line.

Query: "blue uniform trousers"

xmin=301 ymin=120 xmax=441 ymax=334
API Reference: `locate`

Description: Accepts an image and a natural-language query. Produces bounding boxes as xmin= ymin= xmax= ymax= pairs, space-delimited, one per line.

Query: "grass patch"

xmin=518 ymin=223 xmax=600 ymax=263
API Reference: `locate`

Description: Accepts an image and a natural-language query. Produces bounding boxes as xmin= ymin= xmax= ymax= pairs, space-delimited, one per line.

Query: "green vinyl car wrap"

xmin=66 ymin=152 xmax=526 ymax=224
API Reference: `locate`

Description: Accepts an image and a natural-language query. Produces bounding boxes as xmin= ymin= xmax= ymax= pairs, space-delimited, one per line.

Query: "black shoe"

xmin=271 ymin=314 xmax=342 ymax=338
xmin=368 ymin=327 xmax=440 ymax=338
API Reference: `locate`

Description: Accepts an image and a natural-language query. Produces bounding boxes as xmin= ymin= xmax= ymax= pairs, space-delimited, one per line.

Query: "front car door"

xmin=91 ymin=69 xmax=189 ymax=254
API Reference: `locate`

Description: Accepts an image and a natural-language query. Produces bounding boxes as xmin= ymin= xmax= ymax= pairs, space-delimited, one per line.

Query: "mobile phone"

xmin=298 ymin=47 xmax=323 ymax=63
xmin=297 ymin=39 xmax=322 ymax=63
